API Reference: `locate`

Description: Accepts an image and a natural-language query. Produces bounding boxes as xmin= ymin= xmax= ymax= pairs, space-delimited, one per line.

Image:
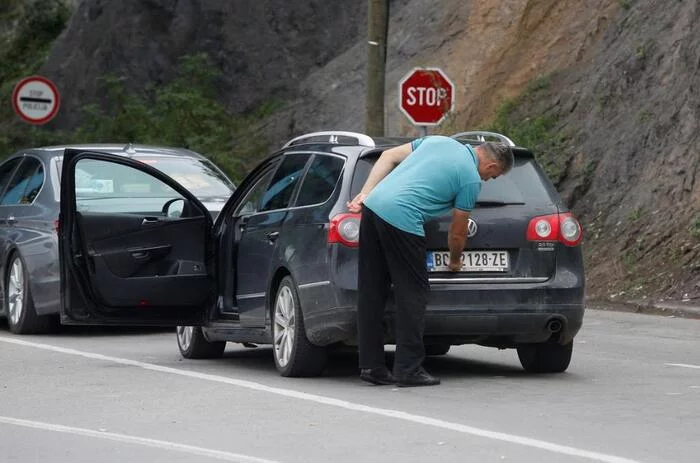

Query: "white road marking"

xmin=666 ymin=363 xmax=700 ymax=370
xmin=0 ymin=336 xmax=639 ymax=463
xmin=0 ymin=416 xmax=280 ymax=463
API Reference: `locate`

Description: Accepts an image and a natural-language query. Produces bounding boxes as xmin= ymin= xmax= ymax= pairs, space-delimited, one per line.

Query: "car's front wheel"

xmin=176 ymin=326 xmax=226 ymax=359
xmin=517 ymin=340 xmax=573 ymax=373
xmin=272 ymin=276 xmax=327 ymax=377
xmin=6 ymin=253 xmax=55 ymax=334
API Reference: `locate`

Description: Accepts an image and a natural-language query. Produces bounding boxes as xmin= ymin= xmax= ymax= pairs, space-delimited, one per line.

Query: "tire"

xmin=517 ymin=340 xmax=573 ymax=373
xmin=425 ymin=343 xmax=451 ymax=356
xmin=271 ymin=276 xmax=327 ymax=377
xmin=176 ymin=326 xmax=226 ymax=359
xmin=6 ymin=253 xmax=54 ymax=334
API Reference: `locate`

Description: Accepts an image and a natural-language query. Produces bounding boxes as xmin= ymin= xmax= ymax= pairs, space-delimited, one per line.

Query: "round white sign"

xmin=12 ymin=76 xmax=60 ymax=125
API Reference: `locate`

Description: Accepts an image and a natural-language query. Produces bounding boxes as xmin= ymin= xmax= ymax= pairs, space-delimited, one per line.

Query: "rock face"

xmin=42 ymin=0 xmax=365 ymax=128
xmin=38 ymin=0 xmax=699 ymax=302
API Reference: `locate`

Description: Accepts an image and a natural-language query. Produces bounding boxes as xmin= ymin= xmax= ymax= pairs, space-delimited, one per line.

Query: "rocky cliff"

xmin=4 ymin=0 xmax=699 ymax=304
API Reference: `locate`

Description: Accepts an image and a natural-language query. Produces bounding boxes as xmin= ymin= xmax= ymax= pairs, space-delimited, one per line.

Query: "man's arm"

xmin=448 ymin=209 xmax=470 ymax=271
xmin=347 ymin=142 xmax=413 ymax=212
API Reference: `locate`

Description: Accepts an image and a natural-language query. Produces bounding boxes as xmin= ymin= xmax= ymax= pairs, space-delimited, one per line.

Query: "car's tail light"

xmin=54 ymin=219 xmax=60 ymax=234
xmin=527 ymin=213 xmax=582 ymax=246
xmin=328 ymin=213 xmax=361 ymax=247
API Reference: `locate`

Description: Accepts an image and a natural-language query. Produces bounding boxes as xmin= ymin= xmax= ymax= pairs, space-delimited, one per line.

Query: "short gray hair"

xmin=480 ymin=142 xmax=514 ymax=173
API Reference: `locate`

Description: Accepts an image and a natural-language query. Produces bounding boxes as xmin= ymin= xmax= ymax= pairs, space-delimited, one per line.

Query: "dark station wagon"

xmin=58 ymin=131 xmax=585 ymax=377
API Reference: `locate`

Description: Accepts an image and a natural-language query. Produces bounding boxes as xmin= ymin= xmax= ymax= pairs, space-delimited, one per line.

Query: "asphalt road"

xmin=1 ymin=309 xmax=699 ymax=463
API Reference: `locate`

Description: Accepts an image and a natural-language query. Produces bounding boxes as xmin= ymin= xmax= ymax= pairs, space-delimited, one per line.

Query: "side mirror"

xmin=162 ymin=198 xmax=185 ymax=218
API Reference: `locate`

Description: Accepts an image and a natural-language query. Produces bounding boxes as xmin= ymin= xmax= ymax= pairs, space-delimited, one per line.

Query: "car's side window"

xmin=295 ymin=155 xmax=345 ymax=207
xmin=0 ymin=158 xmax=22 ymax=204
xmin=259 ymin=154 xmax=311 ymax=212
xmin=234 ymin=170 xmax=275 ymax=217
xmin=1 ymin=157 xmax=44 ymax=205
xmin=74 ymin=159 xmax=186 ymax=215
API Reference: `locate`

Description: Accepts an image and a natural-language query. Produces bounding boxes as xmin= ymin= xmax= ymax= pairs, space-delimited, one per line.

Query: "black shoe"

xmin=396 ymin=368 xmax=441 ymax=387
xmin=360 ymin=367 xmax=396 ymax=385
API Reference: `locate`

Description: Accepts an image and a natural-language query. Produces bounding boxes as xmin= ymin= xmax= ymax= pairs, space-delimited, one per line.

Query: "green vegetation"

xmin=618 ymin=0 xmax=632 ymax=10
xmin=0 ymin=0 xmax=71 ymax=84
xmin=524 ymin=75 xmax=551 ymax=94
xmin=628 ymin=207 xmax=642 ymax=222
xmin=622 ymin=248 xmax=637 ymax=272
xmin=0 ymin=0 xmax=73 ymax=159
xmin=691 ymin=215 xmax=700 ymax=239
xmin=637 ymin=110 xmax=652 ymax=123
xmin=635 ymin=39 xmax=655 ymax=60
xmin=486 ymin=74 xmax=568 ymax=182
xmin=0 ymin=0 xmax=275 ymax=182
xmin=72 ymin=53 xmax=278 ymax=181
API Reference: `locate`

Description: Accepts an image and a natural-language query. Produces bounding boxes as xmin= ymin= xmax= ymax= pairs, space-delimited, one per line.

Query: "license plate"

xmin=426 ymin=251 xmax=509 ymax=272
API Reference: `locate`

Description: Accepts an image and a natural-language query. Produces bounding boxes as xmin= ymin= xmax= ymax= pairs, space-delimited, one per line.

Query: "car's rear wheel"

xmin=425 ymin=343 xmax=451 ymax=356
xmin=6 ymin=253 xmax=54 ymax=334
xmin=272 ymin=276 xmax=327 ymax=377
xmin=517 ymin=340 xmax=573 ymax=373
xmin=176 ymin=326 xmax=226 ymax=359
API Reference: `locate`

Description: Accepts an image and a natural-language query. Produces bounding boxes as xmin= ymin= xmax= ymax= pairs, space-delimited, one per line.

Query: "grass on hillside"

xmin=485 ymin=75 xmax=569 ymax=183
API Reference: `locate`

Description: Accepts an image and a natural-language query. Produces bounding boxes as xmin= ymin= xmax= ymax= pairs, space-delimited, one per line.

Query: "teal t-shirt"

xmin=364 ymin=135 xmax=482 ymax=236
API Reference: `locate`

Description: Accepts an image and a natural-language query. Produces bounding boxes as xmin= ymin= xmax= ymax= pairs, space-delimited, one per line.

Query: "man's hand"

xmin=448 ymin=209 xmax=470 ymax=272
xmin=348 ymin=143 xmax=414 ymax=213
xmin=448 ymin=256 xmax=462 ymax=272
xmin=347 ymin=192 xmax=367 ymax=213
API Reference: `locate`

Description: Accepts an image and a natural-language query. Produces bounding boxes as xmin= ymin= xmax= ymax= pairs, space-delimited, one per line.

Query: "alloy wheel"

xmin=7 ymin=258 xmax=24 ymax=326
xmin=177 ymin=326 xmax=194 ymax=351
xmin=273 ymin=285 xmax=296 ymax=368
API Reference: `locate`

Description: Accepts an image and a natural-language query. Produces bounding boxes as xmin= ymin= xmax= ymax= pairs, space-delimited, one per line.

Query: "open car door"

xmin=59 ymin=149 xmax=214 ymax=326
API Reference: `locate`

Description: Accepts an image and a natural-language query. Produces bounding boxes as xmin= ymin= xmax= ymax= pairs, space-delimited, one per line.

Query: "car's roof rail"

xmin=450 ymin=131 xmax=516 ymax=147
xmin=283 ymin=131 xmax=376 ymax=148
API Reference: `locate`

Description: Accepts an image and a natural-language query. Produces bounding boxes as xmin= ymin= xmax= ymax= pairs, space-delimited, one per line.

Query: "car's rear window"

xmin=351 ymin=154 xmax=553 ymax=206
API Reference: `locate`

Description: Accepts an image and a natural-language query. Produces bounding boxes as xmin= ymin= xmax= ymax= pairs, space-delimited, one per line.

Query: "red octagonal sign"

xmin=399 ymin=67 xmax=454 ymax=126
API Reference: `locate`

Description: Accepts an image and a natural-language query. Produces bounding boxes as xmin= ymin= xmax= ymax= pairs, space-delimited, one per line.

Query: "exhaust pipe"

xmin=545 ymin=318 xmax=563 ymax=334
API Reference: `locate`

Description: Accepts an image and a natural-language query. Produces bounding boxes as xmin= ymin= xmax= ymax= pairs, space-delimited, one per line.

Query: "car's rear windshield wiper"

xmin=475 ymin=200 xmax=525 ymax=207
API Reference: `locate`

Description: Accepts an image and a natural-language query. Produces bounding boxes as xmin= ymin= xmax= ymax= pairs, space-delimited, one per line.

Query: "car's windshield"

xmin=132 ymin=156 xmax=234 ymax=199
xmin=56 ymin=155 xmax=234 ymax=200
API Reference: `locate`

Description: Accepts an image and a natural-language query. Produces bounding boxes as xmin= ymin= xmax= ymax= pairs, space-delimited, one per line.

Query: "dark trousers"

xmin=357 ymin=207 xmax=429 ymax=377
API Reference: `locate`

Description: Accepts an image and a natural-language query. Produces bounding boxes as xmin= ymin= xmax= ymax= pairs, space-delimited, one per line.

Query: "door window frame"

xmin=255 ymin=152 xmax=313 ymax=215
xmin=289 ymin=152 xmax=346 ymax=209
xmin=61 ymin=150 xmax=213 ymax=232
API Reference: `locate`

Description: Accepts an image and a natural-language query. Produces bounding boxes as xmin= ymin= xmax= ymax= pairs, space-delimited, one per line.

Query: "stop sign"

xmin=399 ymin=67 xmax=455 ymax=126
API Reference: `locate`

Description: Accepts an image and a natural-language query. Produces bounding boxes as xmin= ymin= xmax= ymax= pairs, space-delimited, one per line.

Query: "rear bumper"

xmin=304 ymin=280 xmax=584 ymax=347
xmin=305 ymin=245 xmax=585 ymax=346
xmin=305 ymin=300 xmax=583 ymax=347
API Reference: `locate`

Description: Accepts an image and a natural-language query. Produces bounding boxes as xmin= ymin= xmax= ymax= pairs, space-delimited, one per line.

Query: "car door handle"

xmin=141 ymin=217 xmax=160 ymax=225
xmin=6 ymin=216 xmax=16 ymax=225
xmin=130 ymin=245 xmax=171 ymax=260
xmin=266 ymin=231 xmax=280 ymax=243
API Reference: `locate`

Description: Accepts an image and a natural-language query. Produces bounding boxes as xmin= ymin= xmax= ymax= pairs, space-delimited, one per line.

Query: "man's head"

xmin=474 ymin=142 xmax=514 ymax=181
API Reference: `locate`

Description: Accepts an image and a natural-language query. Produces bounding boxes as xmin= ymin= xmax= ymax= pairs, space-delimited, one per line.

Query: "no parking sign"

xmin=12 ymin=76 xmax=60 ymax=125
